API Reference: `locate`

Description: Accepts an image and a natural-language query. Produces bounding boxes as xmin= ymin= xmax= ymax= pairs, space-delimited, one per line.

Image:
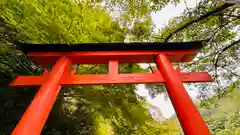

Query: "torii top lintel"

xmin=16 ymin=41 xmax=203 ymax=65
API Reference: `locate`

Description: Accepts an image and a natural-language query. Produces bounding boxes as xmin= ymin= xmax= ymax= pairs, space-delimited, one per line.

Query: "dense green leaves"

xmin=0 ymin=0 xmax=239 ymax=134
xmin=154 ymin=0 xmax=240 ymax=99
xmin=0 ymin=0 xmax=127 ymax=43
xmin=0 ymin=0 xmax=181 ymax=134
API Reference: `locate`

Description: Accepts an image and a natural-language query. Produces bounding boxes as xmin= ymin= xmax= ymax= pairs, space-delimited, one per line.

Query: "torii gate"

xmin=10 ymin=41 xmax=213 ymax=135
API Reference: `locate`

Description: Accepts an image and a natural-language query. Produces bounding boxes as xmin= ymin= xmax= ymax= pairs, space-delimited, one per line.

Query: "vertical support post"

xmin=109 ymin=60 xmax=118 ymax=75
xmin=156 ymin=54 xmax=210 ymax=135
xmin=12 ymin=56 xmax=71 ymax=135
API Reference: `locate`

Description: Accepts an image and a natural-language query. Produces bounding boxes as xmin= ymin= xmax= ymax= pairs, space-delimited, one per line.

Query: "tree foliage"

xmin=0 ymin=0 xmax=240 ymax=134
xmin=150 ymin=0 xmax=240 ymax=99
xmin=204 ymin=90 xmax=240 ymax=135
xmin=0 ymin=0 xmax=181 ymax=134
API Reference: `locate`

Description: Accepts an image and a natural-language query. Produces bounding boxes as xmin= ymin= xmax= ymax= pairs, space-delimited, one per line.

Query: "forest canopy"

xmin=0 ymin=0 xmax=239 ymax=135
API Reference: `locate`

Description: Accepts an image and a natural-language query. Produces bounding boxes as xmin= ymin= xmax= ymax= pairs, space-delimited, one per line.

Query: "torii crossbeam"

xmin=10 ymin=41 xmax=213 ymax=135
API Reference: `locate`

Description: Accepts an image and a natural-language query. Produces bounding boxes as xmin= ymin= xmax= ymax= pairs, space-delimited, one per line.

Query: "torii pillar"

xmin=10 ymin=41 xmax=213 ymax=135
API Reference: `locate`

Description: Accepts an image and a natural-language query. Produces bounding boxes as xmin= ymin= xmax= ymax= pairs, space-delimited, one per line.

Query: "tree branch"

xmin=184 ymin=0 xmax=191 ymax=15
xmin=221 ymin=66 xmax=240 ymax=77
xmin=212 ymin=13 xmax=240 ymax=18
xmin=214 ymin=39 xmax=240 ymax=78
xmin=164 ymin=4 xmax=232 ymax=42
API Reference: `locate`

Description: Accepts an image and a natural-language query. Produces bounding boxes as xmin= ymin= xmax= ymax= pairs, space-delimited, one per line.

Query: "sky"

xmin=151 ymin=0 xmax=198 ymax=30
xmin=137 ymin=0 xmax=199 ymax=118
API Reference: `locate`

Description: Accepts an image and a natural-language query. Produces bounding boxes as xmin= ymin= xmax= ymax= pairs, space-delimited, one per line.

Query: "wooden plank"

xmin=10 ymin=72 xmax=213 ymax=86
xmin=28 ymin=50 xmax=198 ymax=65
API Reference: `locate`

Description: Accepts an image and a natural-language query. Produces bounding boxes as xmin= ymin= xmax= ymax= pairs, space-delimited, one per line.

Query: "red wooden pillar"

xmin=156 ymin=54 xmax=210 ymax=135
xmin=12 ymin=56 xmax=71 ymax=135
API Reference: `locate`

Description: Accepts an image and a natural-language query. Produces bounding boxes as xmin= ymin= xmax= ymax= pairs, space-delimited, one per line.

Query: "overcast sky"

xmin=152 ymin=0 xmax=198 ymax=30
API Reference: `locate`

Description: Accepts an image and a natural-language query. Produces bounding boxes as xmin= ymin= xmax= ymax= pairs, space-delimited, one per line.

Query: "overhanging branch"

xmin=214 ymin=39 xmax=240 ymax=77
xmin=164 ymin=4 xmax=233 ymax=42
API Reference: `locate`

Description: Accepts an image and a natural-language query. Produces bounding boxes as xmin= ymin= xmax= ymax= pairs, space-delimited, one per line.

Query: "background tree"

xmin=0 ymin=0 xmax=181 ymax=134
xmin=150 ymin=0 xmax=240 ymax=100
xmin=0 ymin=0 xmax=239 ymax=134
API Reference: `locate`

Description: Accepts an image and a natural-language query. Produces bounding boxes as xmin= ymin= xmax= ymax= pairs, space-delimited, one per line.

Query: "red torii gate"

xmin=10 ymin=41 xmax=213 ymax=135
